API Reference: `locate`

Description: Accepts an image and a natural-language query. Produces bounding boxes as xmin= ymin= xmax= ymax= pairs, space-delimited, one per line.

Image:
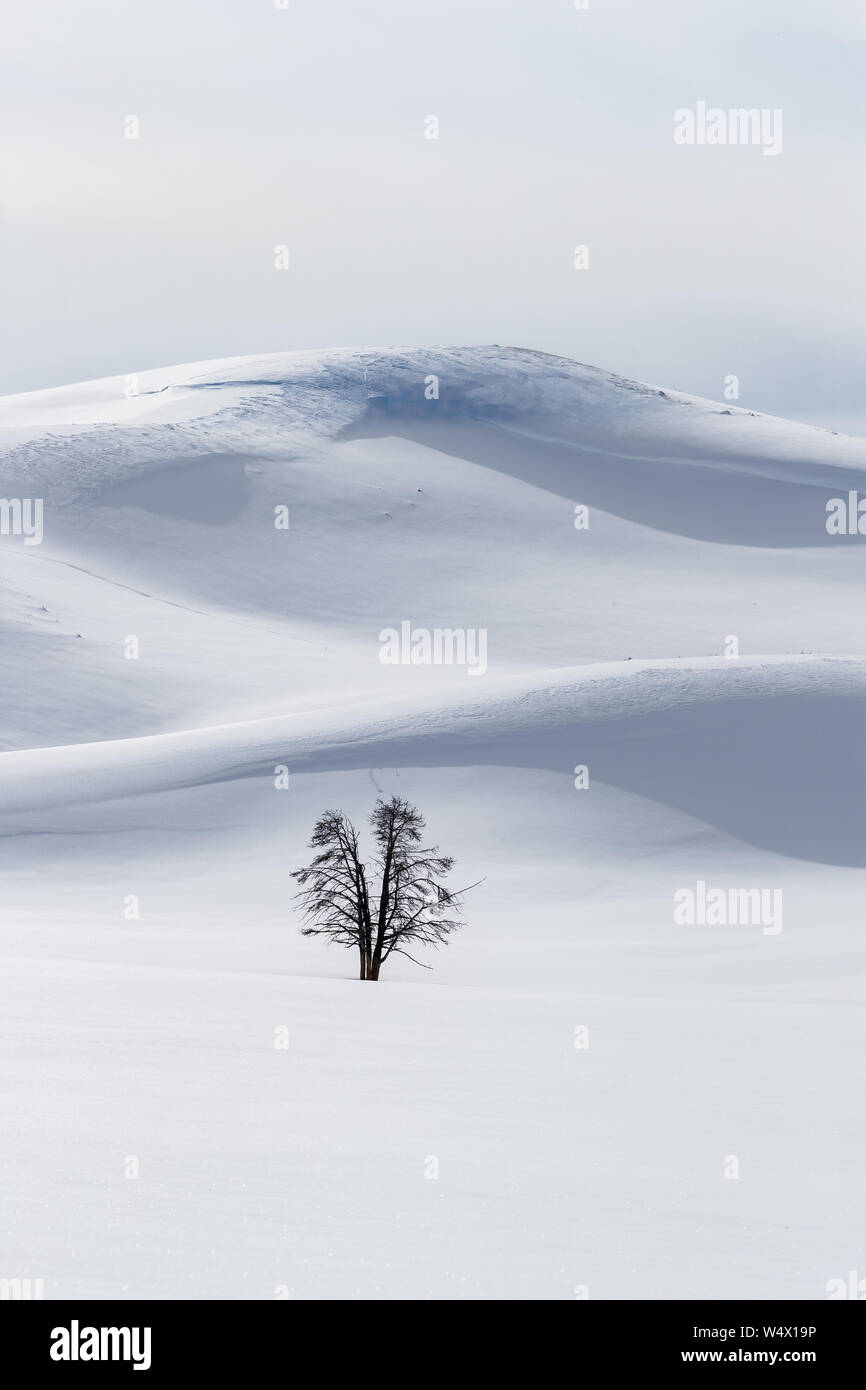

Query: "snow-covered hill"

xmin=1 ymin=346 xmax=864 ymax=1299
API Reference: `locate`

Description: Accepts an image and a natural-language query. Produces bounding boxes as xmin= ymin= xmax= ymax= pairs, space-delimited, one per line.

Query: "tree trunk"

xmin=359 ymin=954 xmax=367 ymax=980
xmin=368 ymin=956 xmax=381 ymax=981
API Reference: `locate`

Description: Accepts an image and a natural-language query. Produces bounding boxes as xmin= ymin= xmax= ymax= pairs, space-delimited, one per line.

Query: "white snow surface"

xmin=0 ymin=345 xmax=864 ymax=1300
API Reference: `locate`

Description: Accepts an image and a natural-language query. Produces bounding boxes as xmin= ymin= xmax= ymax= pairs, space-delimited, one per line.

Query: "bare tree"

xmin=292 ymin=796 xmax=477 ymax=980
xmin=290 ymin=809 xmax=372 ymax=979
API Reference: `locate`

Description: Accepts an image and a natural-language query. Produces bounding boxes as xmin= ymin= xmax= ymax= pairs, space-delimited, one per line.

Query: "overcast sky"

xmin=2 ymin=0 xmax=865 ymax=432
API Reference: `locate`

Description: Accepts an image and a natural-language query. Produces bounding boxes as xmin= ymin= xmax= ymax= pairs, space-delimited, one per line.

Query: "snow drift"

xmin=0 ymin=346 xmax=863 ymax=1300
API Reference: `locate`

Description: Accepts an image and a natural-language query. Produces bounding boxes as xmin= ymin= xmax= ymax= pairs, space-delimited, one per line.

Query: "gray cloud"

xmin=2 ymin=0 xmax=864 ymax=431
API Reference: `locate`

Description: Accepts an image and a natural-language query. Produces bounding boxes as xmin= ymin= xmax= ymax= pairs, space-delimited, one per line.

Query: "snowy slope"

xmin=0 ymin=346 xmax=864 ymax=1300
